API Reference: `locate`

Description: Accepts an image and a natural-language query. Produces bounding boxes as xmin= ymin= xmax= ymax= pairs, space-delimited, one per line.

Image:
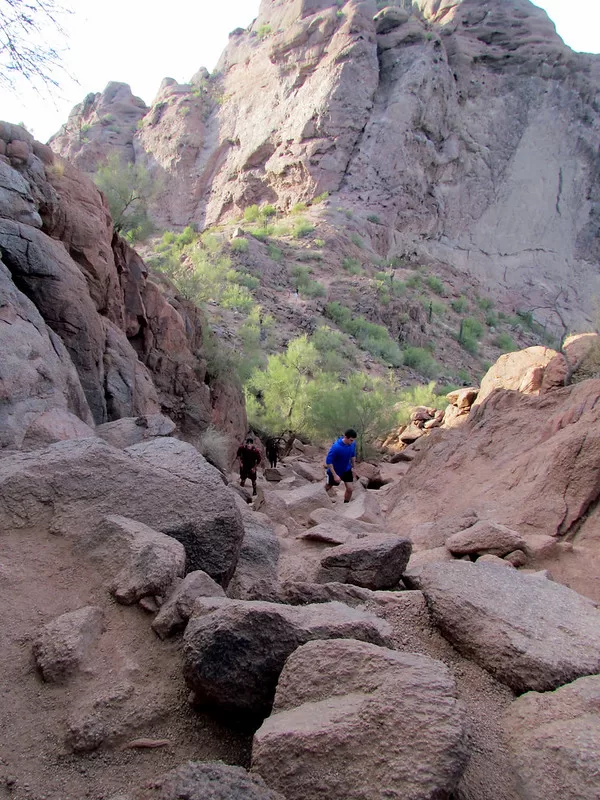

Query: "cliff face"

xmin=50 ymin=0 xmax=600 ymax=328
xmin=0 ymin=122 xmax=246 ymax=451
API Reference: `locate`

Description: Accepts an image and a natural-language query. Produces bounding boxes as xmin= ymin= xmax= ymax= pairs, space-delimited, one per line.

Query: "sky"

xmin=0 ymin=0 xmax=598 ymax=144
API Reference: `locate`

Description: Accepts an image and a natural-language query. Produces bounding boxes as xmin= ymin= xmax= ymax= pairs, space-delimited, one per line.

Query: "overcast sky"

xmin=0 ymin=0 xmax=598 ymax=143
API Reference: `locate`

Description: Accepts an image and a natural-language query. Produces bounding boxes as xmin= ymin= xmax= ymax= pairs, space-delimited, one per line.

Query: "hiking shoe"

xmin=252 ymin=487 xmax=257 ymax=496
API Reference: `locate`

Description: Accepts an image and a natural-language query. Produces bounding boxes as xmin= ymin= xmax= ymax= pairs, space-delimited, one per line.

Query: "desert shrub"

xmin=261 ymin=204 xmax=276 ymax=218
xmin=324 ymin=302 xmax=401 ymax=365
xmin=367 ymin=214 xmax=380 ymax=224
xmin=461 ymin=317 xmax=484 ymax=340
xmin=406 ymin=274 xmax=422 ymax=290
xmin=395 ymin=381 xmax=445 ymax=425
xmin=257 ymin=23 xmax=272 ymax=39
xmin=402 ymin=346 xmax=439 ymax=378
xmin=221 ymin=283 xmax=254 ymax=312
xmin=267 ymin=244 xmax=283 ymax=261
xmin=485 ymin=312 xmax=498 ymax=327
xmin=293 ymin=218 xmax=314 ymax=238
xmin=426 ymin=275 xmax=446 ymax=296
xmin=342 ymin=257 xmax=362 ymax=275
xmin=350 ymin=233 xmax=363 ymax=248
xmin=94 ymin=153 xmax=155 ymax=242
xmin=312 ymin=325 xmax=356 ymax=373
xmin=253 ymin=226 xmax=273 ymax=241
xmin=228 ymin=270 xmax=260 ymax=290
xmin=314 ymin=238 xmax=325 ymax=247
xmin=301 ymin=280 xmax=326 ymax=298
xmin=244 ymin=205 xmax=260 ymax=222
xmin=493 ymin=332 xmax=516 ymax=352
xmin=451 ymin=296 xmax=469 ymax=314
xmin=197 ymin=426 xmax=231 ymax=473
xmin=477 ymin=296 xmax=494 ymax=311
xmin=231 ymin=237 xmax=249 ymax=253
xmin=312 ymin=192 xmax=329 ymax=204
xmin=291 ymin=201 xmax=307 ymax=215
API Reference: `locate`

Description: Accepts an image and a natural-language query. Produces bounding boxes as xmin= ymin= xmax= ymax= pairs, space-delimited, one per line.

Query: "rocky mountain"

xmin=51 ymin=0 xmax=600 ymax=332
xmin=0 ymin=120 xmax=246 ymax=451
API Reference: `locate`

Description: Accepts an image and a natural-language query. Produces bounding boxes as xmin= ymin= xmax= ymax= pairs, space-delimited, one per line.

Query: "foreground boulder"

xmin=152 ymin=761 xmax=285 ymax=800
xmin=318 ymin=536 xmax=412 ymax=589
xmin=502 ymin=675 xmax=600 ymax=800
xmin=0 ymin=437 xmax=243 ymax=586
xmin=183 ymin=597 xmax=391 ymax=716
xmin=152 ymin=571 xmax=225 ymax=639
xmin=32 ymin=606 xmax=104 ymax=683
xmin=252 ymin=639 xmax=468 ymax=800
xmin=227 ymin=505 xmax=280 ymax=601
xmin=408 ymin=561 xmax=600 ymax=692
xmin=445 ymin=520 xmax=526 ymax=557
xmin=91 ymin=515 xmax=186 ymax=604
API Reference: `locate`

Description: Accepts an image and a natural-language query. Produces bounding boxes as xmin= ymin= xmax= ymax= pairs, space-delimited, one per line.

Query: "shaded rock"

xmin=503 ymin=675 xmax=600 ymax=800
xmin=252 ymin=639 xmax=468 ymax=800
xmin=476 ymin=554 xmax=515 ymax=569
xmin=504 ymin=549 xmax=528 ymax=567
xmin=95 ymin=413 xmax=176 ymax=449
xmin=445 ymin=520 xmax=526 ymax=557
xmin=263 ymin=467 xmax=283 ymax=482
xmin=318 ymin=536 xmax=412 ymax=589
xmin=278 ymin=581 xmax=372 ymax=607
xmin=289 ymin=461 xmax=323 ymax=482
xmin=153 ymin=761 xmax=285 ymax=800
xmin=227 ymin=507 xmax=280 ymax=601
xmin=32 ymin=606 xmax=104 ymax=683
xmin=152 ymin=571 xmax=225 ymax=640
xmin=183 ymin=597 xmax=391 ymax=716
xmin=408 ymin=561 xmax=600 ymax=693
xmin=390 ymin=450 xmax=414 ymax=463
xmin=92 ymin=515 xmax=186 ymax=605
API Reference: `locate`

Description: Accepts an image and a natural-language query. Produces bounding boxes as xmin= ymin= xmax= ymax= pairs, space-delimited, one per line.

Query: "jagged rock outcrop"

xmin=0 ymin=120 xmax=246 ymax=447
xmin=51 ymin=0 xmax=600 ymax=328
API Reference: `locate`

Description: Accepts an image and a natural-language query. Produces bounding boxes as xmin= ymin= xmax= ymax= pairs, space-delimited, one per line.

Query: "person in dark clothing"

xmin=236 ymin=437 xmax=262 ymax=495
xmin=325 ymin=428 xmax=357 ymax=503
xmin=265 ymin=437 xmax=280 ymax=468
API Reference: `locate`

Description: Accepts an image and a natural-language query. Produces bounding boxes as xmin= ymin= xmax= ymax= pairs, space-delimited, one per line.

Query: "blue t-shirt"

xmin=326 ymin=437 xmax=356 ymax=475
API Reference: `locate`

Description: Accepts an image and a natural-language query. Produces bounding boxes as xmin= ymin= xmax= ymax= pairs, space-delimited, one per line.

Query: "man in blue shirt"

xmin=325 ymin=428 xmax=357 ymax=504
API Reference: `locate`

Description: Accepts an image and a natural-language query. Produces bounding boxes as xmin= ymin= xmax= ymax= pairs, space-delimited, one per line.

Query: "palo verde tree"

xmin=0 ymin=0 xmax=70 ymax=90
xmin=245 ymin=335 xmax=320 ymax=441
xmin=94 ymin=152 xmax=155 ymax=242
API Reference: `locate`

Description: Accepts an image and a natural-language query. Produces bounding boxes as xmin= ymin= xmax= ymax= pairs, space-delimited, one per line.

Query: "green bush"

xmin=231 ymin=237 xmax=249 ymax=253
xmin=451 ymin=296 xmax=469 ymax=313
xmin=477 ymin=296 xmax=494 ymax=311
xmin=462 ymin=317 xmax=484 ymax=340
xmin=493 ymin=332 xmax=516 ymax=352
xmin=485 ymin=312 xmax=498 ymax=327
xmin=291 ymin=202 xmax=307 ymax=215
xmin=406 ymin=274 xmax=422 ymax=290
xmin=366 ymin=214 xmax=380 ymax=224
xmin=228 ymin=270 xmax=260 ymax=290
xmin=257 ymin=23 xmax=272 ymax=39
xmin=402 ymin=346 xmax=439 ymax=378
xmin=261 ymin=204 xmax=277 ymax=218
xmin=221 ymin=283 xmax=254 ymax=312
xmin=342 ymin=257 xmax=362 ymax=275
xmin=323 ymin=302 xmax=401 ymax=365
xmin=244 ymin=204 xmax=260 ymax=222
xmin=293 ymin=218 xmax=314 ymax=238
xmin=350 ymin=233 xmax=363 ymax=248
xmin=426 ymin=276 xmax=446 ymax=296
xmin=253 ymin=226 xmax=273 ymax=241
xmin=312 ymin=192 xmax=329 ymax=204
xmin=301 ymin=280 xmax=326 ymax=298
xmin=267 ymin=244 xmax=283 ymax=261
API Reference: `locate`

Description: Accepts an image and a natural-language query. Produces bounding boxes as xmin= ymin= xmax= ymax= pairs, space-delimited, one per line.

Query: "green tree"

xmin=245 ymin=335 xmax=320 ymax=438
xmin=309 ymin=372 xmax=397 ymax=460
xmin=94 ymin=153 xmax=154 ymax=242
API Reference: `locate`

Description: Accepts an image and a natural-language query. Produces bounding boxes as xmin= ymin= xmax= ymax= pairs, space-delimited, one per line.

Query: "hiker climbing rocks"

xmin=265 ymin=437 xmax=282 ymax=468
xmin=325 ymin=428 xmax=357 ymax=503
xmin=237 ymin=437 xmax=262 ymax=495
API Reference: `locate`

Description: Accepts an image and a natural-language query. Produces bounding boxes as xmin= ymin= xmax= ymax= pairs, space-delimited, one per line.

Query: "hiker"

xmin=265 ymin=437 xmax=280 ymax=468
xmin=236 ymin=436 xmax=262 ymax=495
xmin=325 ymin=428 xmax=357 ymax=503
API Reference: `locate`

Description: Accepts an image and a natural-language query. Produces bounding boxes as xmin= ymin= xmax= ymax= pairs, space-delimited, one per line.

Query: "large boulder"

xmin=90 ymin=515 xmax=186 ymax=604
xmin=502 ymin=675 xmax=600 ymax=800
xmin=445 ymin=520 xmax=526 ymax=557
xmin=408 ymin=561 xmax=600 ymax=693
xmin=151 ymin=761 xmax=285 ymax=800
xmin=0 ymin=437 xmax=244 ymax=587
xmin=252 ymin=639 xmax=468 ymax=800
xmin=152 ymin=570 xmax=226 ymax=639
xmin=227 ymin=505 xmax=280 ymax=601
xmin=182 ymin=596 xmax=391 ymax=716
xmin=275 ymin=483 xmax=333 ymax=525
xmin=95 ymin=413 xmax=176 ymax=449
xmin=318 ymin=536 xmax=412 ymax=589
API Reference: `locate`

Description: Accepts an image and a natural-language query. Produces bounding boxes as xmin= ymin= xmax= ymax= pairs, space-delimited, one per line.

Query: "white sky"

xmin=0 ymin=0 xmax=598 ymax=144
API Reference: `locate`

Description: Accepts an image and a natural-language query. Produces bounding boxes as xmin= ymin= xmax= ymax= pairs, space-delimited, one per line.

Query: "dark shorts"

xmin=326 ymin=469 xmax=353 ymax=487
xmin=240 ymin=465 xmax=257 ymax=481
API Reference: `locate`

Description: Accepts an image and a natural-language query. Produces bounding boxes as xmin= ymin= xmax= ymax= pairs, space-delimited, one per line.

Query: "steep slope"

xmin=51 ymin=0 xmax=600 ymax=331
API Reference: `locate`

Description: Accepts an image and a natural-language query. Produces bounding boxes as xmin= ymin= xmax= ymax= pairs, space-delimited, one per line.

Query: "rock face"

xmin=409 ymin=561 xmax=600 ymax=693
xmin=0 ymin=438 xmax=244 ymax=587
xmin=0 ymin=120 xmax=246 ymax=450
xmin=51 ymin=0 xmax=600 ymax=328
xmin=503 ymin=675 xmax=600 ymax=800
xmin=252 ymin=638 xmax=468 ymax=800
xmin=182 ymin=596 xmax=391 ymax=716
